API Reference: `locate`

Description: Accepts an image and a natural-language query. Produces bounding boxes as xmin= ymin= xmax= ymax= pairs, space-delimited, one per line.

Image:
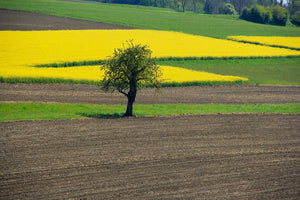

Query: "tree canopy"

xmin=92 ymin=0 xmax=294 ymax=14
xmin=101 ymin=41 xmax=162 ymax=116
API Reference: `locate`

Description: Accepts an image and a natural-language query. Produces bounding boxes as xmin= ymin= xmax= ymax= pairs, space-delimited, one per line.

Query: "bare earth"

xmin=1 ymin=83 xmax=300 ymax=105
xmin=1 ymin=9 xmax=300 ymax=200
xmin=1 ymin=114 xmax=300 ymax=199
xmin=0 ymin=9 xmax=132 ymax=30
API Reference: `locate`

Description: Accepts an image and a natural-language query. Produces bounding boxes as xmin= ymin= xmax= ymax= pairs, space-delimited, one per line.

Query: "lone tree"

xmin=101 ymin=41 xmax=162 ymax=116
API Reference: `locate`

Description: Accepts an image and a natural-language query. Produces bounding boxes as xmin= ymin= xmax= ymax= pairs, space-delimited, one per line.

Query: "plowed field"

xmin=1 ymin=114 xmax=299 ymax=199
xmin=0 ymin=9 xmax=132 ymax=30
xmin=1 ymin=83 xmax=300 ymax=105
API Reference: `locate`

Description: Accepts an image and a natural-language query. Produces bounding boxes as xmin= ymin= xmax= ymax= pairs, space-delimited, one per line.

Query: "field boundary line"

xmin=227 ymin=38 xmax=300 ymax=51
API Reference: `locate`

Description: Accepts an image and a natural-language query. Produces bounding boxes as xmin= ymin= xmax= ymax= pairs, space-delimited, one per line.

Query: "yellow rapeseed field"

xmin=1 ymin=30 xmax=299 ymax=67
xmin=0 ymin=65 xmax=247 ymax=83
xmin=227 ymin=36 xmax=300 ymax=49
xmin=3 ymin=29 xmax=299 ymax=83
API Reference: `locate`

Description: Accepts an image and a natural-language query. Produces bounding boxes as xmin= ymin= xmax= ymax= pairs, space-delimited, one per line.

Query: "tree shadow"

xmin=79 ymin=112 xmax=124 ymax=119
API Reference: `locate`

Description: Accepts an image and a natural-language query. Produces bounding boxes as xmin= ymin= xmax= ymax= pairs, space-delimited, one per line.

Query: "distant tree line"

xmin=89 ymin=0 xmax=300 ymax=26
xmin=240 ymin=4 xmax=289 ymax=25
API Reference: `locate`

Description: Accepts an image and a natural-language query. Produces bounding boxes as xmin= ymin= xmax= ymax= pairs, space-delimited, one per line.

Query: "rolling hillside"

xmin=0 ymin=0 xmax=299 ymax=38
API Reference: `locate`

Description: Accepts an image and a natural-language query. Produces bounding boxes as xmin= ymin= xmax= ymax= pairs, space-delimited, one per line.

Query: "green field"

xmin=0 ymin=0 xmax=299 ymax=38
xmin=158 ymin=57 xmax=300 ymax=85
xmin=1 ymin=103 xmax=299 ymax=121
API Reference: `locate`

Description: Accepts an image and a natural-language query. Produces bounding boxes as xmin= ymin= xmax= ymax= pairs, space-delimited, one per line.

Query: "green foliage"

xmin=1 ymin=102 xmax=299 ymax=121
xmin=291 ymin=11 xmax=300 ymax=26
xmin=0 ymin=0 xmax=299 ymax=38
xmin=101 ymin=41 xmax=162 ymax=93
xmin=241 ymin=4 xmax=271 ymax=24
xmin=240 ymin=4 xmax=288 ymax=26
xmin=269 ymin=5 xmax=289 ymax=26
xmin=219 ymin=3 xmax=238 ymax=15
xmin=101 ymin=41 xmax=162 ymax=116
xmin=240 ymin=7 xmax=250 ymax=20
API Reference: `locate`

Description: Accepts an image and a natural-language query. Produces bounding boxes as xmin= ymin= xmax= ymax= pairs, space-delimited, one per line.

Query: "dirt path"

xmin=1 ymin=114 xmax=299 ymax=199
xmin=1 ymin=83 xmax=300 ymax=104
xmin=0 ymin=9 xmax=132 ymax=30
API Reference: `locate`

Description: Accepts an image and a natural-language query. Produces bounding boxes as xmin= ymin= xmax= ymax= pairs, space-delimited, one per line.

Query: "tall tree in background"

xmin=204 ymin=0 xmax=213 ymax=13
xmin=182 ymin=0 xmax=189 ymax=12
xmin=288 ymin=0 xmax=300 ymax=15
xmin=101 ymin=41 xmax=162 ymax=116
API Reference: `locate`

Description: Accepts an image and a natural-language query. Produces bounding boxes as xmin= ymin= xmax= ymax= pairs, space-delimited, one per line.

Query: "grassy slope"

xmin=1 ymin=103 xmax=299 ymax=121
xmin=0 ymin=0 xmax=299 ymax=38
xmin=158 ymin=57 xmax=300 ymax=85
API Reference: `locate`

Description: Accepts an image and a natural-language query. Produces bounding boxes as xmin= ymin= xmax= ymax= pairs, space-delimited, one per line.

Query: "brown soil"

xmin=0 ymin=9 xmax=133 ymax=30
xmin=1 ymin=114 xmax=299 ymax=199
xmin=1 ymin=83 xmax=300 ymax=199
xmin=1 ymin=83 xmax=300 ymax=104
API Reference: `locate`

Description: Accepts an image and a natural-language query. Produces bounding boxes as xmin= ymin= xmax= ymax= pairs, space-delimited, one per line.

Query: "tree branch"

xmin=118 ymin=89 xmax=128 ymax=97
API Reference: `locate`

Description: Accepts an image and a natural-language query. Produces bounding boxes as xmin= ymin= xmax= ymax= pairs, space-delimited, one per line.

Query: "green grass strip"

xmin=1 ymin=103 xmax=299 ymax=121
xmin=0 ymin=77 xmax=247 ymax=87
xmin=0 ymin=77 xmax=99 ymax=85
xmin=32 ymin=56 xmax=300 ymax=68
xmin=34 ymin=60 xmax=105 ymax=68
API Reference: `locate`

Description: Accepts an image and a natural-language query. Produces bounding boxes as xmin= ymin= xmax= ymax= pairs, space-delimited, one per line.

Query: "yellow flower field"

xmin=0 ymin=65 xmax=248 ymax=83
xmin=1 ymin=30 xmax=299 ymax=67
xmin=3 ymin=29 xmax=299 ymax=84
xmin=227 ymin=36 xmax=300 ymax=49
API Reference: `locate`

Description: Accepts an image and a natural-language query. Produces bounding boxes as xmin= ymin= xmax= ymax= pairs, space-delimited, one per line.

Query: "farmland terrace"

xmin=0 ymin=8 xmax=300 ymax=200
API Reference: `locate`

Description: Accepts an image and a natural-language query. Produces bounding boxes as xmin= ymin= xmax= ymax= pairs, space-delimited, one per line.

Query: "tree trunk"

xmin=124 ymin=80 xmax=137 ymax=117
xmin=124 ymin=98 xmax=134 ymax=116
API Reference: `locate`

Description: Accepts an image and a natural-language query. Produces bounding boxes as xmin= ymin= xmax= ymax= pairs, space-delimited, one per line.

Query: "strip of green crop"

xmin=34 ymin=60 xmax=105 ymax=68
xmin=0 ymin=77 xmax=247 ymax=87
xmin=33 ymin=55 xmax=300 ymax=68
xmin=0 ymin=77 xmax=99 ymax=85
xmin=0 ymin=103 xmax=299 ymax=121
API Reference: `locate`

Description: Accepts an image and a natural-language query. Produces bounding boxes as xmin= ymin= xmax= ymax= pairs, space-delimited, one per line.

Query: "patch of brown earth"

xmin=0 ymin=9 xmax=133 ymax=30
xmin=1 ymin=83 xmax=299 ymax=104
xmin=1 ymin=114 xmax=299 ymax=199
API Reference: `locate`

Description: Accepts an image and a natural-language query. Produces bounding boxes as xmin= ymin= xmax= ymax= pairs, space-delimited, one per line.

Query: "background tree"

xmin=219 ymin=3 xmax=238 ymax=15
xmin=101 ymin=41 xmax=162 ymax=116
xmin=270 ymin=4 xmax=289 ymax=25
xmin=288 ymin=0 xmax=300 ymax=15
xmin=291 ymin=10 xmax=300 ymax=25
xmin=204 ymin=0 xmax=214 ymax=13
xmin=180 ymin=0 xmax=189 ymax=12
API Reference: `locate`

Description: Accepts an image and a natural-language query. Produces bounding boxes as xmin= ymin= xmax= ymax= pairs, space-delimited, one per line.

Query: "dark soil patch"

xmin=1 ymin=114 xmax=299 ymax=199
xmin=1 ymin=83 xmax=299 ymax=104
xmin=0 ymin=9 xmax=133 ymax=30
